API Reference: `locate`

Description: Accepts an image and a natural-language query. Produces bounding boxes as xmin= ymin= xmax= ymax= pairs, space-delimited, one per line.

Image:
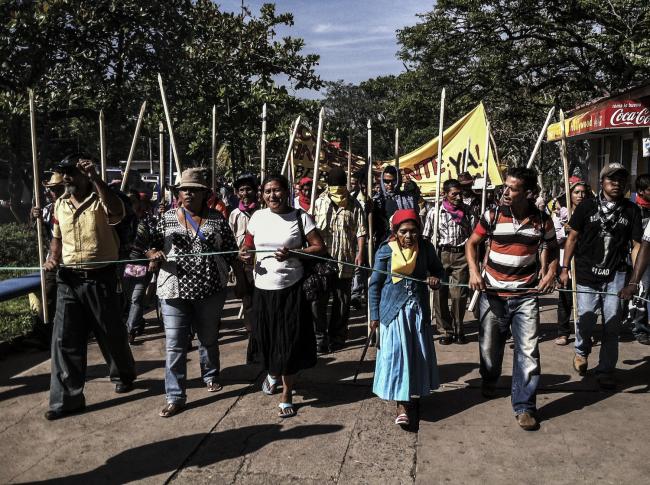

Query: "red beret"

xmin=299 ymin=177 xmax=313 ymax=187
xmin=391 ymin=208 xmax=421 ymax=231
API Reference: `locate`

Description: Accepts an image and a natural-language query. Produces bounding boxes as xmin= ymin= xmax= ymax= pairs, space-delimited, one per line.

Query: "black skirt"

xmin=253 ymin=281 xmax=317 ymax=376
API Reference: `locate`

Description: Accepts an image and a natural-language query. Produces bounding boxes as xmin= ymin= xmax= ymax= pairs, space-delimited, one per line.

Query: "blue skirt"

xmin=373 ymin=297 xmax=439 ymax=401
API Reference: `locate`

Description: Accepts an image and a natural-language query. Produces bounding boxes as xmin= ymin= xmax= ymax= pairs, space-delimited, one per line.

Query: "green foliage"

xmin=0 ymin=296 xmax=33 ymax=342
xmin=0 ymin=223 xmax=39 ymax=270
xmin=323 ymin=0 xmax=650 ymax=182
xmin=0 ymin=0 xmax=322 ymax=193
xmin=0 ymin=223 xmax=38 ymax=341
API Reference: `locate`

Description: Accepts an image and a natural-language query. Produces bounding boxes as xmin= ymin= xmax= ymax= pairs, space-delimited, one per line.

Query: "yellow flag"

xmin=385 ymin=103 xmax=503 ymax=196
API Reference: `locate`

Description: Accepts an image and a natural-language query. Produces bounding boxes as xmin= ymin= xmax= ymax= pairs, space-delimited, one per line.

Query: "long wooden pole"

xmin=158 ymin=121 xmax=165 ymax=205
xmin=559 ymin=109 xmax=579 ymax=327
xmin=28 ymin=89 xmax=49 ymax=326
xmin=120 ymin=101 xmax=147 ymax=191
xmin=367 ymin=118 xmax=374 ymax=337
xmin=467 ymin=121 xmax=492 ymax=314
xmin=347 ymin=131 xmax=352 ymax=190
xmin=211 ymin=105 xmax=217 ymax=191
xmin=99 ymin=110 xmax=107 ymax=182
xmin=309 ymin=107 xmax=325 ymax=215
xmin=260 ymin=103 xmax=267 ymax=182
xmin=526 ymin=106 xmax=556 ymax=169
xmin=432 ymin=88 xmax=446 ymax=248
xmin=394 ymin=127 xmax=400 ymax=171
xmin=280 ymin=116 xmax=301 ymax=176
xmin=157 ymin=73 xmax=182 ymax=176
xmin=480 ymin=121 xmax=491 ymax=215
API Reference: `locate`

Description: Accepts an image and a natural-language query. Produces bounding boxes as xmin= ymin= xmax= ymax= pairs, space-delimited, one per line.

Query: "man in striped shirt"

xmin=424 ymin=179 xmax=475 ymax=344
xmin=466 ymin=167 xmax=558 ymax=431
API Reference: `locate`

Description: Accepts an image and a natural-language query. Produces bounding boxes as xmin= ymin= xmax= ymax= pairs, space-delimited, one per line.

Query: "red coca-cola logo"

xmin=609 ymin=107 xmax=650 ymax=127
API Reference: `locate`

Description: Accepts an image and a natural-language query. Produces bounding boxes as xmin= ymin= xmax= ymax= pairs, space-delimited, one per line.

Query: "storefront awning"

xmin=547 ymin=99 xmax=650 ymax=142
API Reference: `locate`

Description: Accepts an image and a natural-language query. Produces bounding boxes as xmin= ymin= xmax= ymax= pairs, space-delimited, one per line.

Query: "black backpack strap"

xmin=295 ymin=209 xmax=307 ymax=248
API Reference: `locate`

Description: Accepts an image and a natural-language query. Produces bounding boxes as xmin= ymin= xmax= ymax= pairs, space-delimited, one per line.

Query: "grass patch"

xmin=0 ymin=296 xmax=33 ymax=342
xmin=0 ymin=222 xmax=40 ymax=342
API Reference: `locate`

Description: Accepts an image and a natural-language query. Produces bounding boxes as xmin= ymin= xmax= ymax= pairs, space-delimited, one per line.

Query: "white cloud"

xmin=311 ymin=34 xmax=395 ymax=49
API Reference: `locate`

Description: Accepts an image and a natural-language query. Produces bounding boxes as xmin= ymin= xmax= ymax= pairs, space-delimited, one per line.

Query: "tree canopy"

xmin=0 ymin=0 xmax=321 ymax=204
xmin=323 ymin=0 xmax=650 ymax=181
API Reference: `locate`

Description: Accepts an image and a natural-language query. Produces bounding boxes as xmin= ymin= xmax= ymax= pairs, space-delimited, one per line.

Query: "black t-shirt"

xmin=569 ymin=197 xmax=642 ymax=287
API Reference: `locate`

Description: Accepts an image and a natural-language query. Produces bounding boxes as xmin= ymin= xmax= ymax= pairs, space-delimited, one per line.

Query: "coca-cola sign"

xmin=609 ymin=106 xmax=650 ymax=127
xmin=548 ymin=98 xmax=650 ymax=141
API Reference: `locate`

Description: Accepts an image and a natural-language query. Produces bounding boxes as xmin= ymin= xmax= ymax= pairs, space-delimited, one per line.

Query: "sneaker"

xmin=636 ymin=334 xmax=650 ymax=345
xmin=597 ymin=373 xmax=616 ymax=391
xmin=439 ymin=334 xmax=454 ymax=345
xmin=554 ymin=335 xmax=569 ymax=346
xmin=516 ymin=412 xmax=539 ymax=431
xmin=573 ymin=354 xmax=588 ymax=376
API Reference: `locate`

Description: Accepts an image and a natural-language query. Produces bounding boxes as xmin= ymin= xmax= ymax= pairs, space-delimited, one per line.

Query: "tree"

xmin=0 ymin=0 xmax=321 ymax=210
xmin=323 ymin=0 xmax=650 ymax=183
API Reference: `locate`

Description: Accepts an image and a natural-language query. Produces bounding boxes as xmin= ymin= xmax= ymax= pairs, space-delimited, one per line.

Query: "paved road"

xmin=1 ymin=293 xmax=649 ymax=484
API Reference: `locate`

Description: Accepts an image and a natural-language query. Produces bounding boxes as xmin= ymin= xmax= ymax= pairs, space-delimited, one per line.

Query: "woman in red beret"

xmin=368 ymin=208 xmax=445 ymax=428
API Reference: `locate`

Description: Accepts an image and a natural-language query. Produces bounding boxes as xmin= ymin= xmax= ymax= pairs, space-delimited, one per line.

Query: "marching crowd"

xmin=29 ymin=154 xmax=650 ymax=431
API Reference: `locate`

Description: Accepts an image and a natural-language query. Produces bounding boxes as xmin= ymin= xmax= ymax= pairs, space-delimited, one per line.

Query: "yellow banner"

xmin=386 ymin=103 xmax=502 ymax=195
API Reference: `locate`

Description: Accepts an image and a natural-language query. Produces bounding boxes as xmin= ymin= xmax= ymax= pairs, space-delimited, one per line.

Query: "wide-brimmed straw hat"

xmin=42 ymin=172 xmax=64 ymax=188
xmin=176 ymin=168 xmax=210 ymax=190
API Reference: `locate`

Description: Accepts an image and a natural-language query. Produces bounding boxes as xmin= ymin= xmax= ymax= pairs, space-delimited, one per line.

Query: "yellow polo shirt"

xmin=52 ymin=192 xmax=124 ymax=268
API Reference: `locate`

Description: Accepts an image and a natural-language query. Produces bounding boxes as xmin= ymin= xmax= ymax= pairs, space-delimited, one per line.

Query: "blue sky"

xmin=217 ymin=0 xmax=430 ymax=98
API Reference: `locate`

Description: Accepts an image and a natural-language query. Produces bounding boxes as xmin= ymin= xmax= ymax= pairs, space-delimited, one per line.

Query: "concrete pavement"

xmin=1 ymin=293 xmax=649 ymax=484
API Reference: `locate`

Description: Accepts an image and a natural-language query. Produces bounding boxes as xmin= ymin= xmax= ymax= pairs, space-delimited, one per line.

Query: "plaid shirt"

xmin=423 ymin=203 xmax=475 ymax=247
xmin=313 ymin=191 xmax=367 ymax=279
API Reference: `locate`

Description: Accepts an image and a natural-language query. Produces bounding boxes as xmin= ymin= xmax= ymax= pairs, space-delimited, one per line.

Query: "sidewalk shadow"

xmin=0 ymin=360 xmax=165 ymax=403
xmin=537 ymin=356 xmax=650 ymax=422
xmin=25 ymin=424 xmax=343 ymax=484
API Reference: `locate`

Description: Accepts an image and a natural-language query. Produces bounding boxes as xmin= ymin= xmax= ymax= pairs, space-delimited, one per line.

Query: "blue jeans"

xmin=125 ymin=273 xmax=152 ymax=333
xmin=626 ymin=268 xmax=650 ymax=337
xmin=575 ymin=271 xmax=625 ymax=373
xmin=479 ymin=293 xmax=540 ymax=414
xmin=161 ymin=290 xmax=226 ymax=404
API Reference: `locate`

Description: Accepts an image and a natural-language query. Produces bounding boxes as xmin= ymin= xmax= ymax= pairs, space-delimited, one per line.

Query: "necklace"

xmin=180 ymin=208 xmax=204 ymax=245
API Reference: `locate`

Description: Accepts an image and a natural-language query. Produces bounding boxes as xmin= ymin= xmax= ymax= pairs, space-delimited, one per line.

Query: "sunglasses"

xmin=382 ymin=178 xmax=396 ymax=184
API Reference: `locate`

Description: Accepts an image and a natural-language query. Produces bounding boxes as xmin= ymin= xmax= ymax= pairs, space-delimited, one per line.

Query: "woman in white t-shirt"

xmin=240 ymin=174 xmax=325 ymax=418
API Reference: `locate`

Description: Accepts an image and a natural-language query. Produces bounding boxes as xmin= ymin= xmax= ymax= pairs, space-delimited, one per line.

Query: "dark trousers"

xmin=557 ymin=287 xmax=573 ymax=337
xmin=433 ymin=250 xmax=469 ymax=336
xmin=312 ymin=278 xmax=353 ymax=348
xmin=49 ymin=267 xmax=136 ymax=412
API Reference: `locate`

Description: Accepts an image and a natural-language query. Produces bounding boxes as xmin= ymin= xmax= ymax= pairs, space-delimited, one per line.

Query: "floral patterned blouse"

xmin=149 ymin=208 xmax=237 ymax=300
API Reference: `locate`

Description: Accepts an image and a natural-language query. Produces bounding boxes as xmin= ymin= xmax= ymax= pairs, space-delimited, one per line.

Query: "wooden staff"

xmin=28 ymin=89 xmax=49 ymax=326
xmin=158 ymin=121 xmax=165 ymax=205
xmin=366 ymin=118 xmax=374 ymax=338
xmin=432 ymin=88 xmax=446 ymax=248
xmin=120 ymin=101 xmax=147 ymax=192
xmin=559 ymin=109 xmax=579 ymax=326
xmin=211 ymin=105 xmax=217 ymax=191
xmin=468 ymin=121 xmax=492 ymax=313
xmin=260 ymin=103 xmax=267 ymax=181
xmin=309 ymin=107 xmax=325 ymax=215
xmin=280 ymin=115 xmax=301 ymax=176
xmin=463 ymin=137 xmax=471 ymax=172
xmin=480 ymin=121 xmax=491 ymax=214
xmin=394 ymin=127 xmax=400 ymax=171
xmin=157 ymin=73 xmax=182 ymax=176
xmin=526 ymin=106 xmax=556 ymax=169
xmin=347 ymin=132 xmax=352 ymax=190
xmin=99 ymin=109 xmax=107 ymax=182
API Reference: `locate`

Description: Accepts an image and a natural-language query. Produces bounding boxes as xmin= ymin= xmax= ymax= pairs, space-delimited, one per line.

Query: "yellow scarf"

xmin=329 ymin=186 xmax=348 ymax=208
xmin=388 ymin=240 xmax=418 ymax=283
